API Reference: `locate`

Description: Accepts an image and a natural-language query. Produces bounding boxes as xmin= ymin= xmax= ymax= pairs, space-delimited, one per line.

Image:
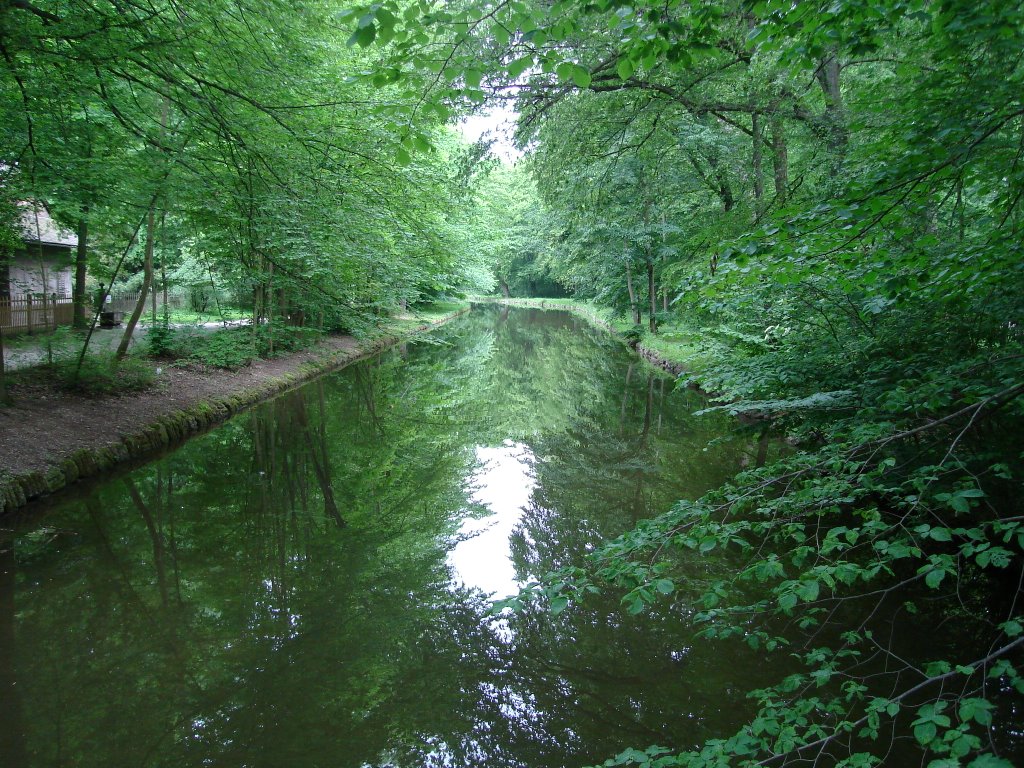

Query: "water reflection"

xmin=449 ymin=442 xmax=536 ymax=599
xmin=5 ymin=306 xmax=782 ymax=767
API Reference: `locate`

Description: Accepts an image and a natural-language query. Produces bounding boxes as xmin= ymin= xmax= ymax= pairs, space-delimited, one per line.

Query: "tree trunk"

xmin=0 ymin=321 xmax=8 ymax=405
xmin=266 ymin=260 xmax=274 ymax=355
xmin=752 ymin=112 xmax=764 ymax=218
xmin=706 ymin=153 xmax=735 ymax=212
xmin=626 ymin=262 xmax=640 ymax=325
xmin=499 ymin=278 xmax=510 ymax=298
xmin=816 ymin=52 xmax=847 ymax=155
xmin=660 ymin=213 xmax=669 ymax=313
xmin=771 ymin=117 xmax=789 ymax=205
xmin=73 ymin=209 xmax=89 ymax=329
xmin=150 ymin=266 xmax=158 ymax=323
xmin=116 ymin=206 xmax=156 ymax=359
xmin=647 ymin=259 xmax=657 ymax=334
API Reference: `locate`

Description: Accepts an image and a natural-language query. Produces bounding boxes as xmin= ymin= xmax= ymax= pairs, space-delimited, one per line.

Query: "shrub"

xmin=145 ymin=323 xmax=178 ymax=357
xmin=622 ymin=324 xmax=644 ymax=348
xmin=180 ymin=321 xmax=322 ymax=369
xmin=180 ymin=328 xmax=256 ymax=369
xmin=55 ymin=354 xmax=156 ymax=396
xmin=253 ymin=321 xmax=322 ymax=356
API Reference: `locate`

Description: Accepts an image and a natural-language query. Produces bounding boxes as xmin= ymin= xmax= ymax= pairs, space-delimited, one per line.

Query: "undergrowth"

xmin=54 ymin=354 xmax=156 ymax=396
xmin=171 ymin=321 xmax=323 ymax=369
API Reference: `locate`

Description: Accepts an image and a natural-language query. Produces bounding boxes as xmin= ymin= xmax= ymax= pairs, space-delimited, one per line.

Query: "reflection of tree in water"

xmin=0 ymin=527 xmax=26 ymax=766
xmin=509 ymin=357 xmax=758 ymax=578
xmin=489 ymin=343 xmax=779 ymax=766
xmin=6 ymin=306 xmax=782 ymax=768
xmin=8 ymin=343 xmax=495 ymax=766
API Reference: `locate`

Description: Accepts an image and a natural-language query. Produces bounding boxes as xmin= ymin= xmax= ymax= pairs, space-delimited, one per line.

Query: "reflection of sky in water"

xmin=448 ymin=441 xmax=536 ymax=599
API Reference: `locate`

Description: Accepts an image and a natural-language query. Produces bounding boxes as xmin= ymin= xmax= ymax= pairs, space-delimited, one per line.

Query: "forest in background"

xmin=3 ymin=0 xmax=1024 ymax=766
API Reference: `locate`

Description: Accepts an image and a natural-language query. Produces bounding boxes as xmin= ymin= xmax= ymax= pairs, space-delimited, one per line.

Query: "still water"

xmin=0 ymin=306 xmax=780 ymax=768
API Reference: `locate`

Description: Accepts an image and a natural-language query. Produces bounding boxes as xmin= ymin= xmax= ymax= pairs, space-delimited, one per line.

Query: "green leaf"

xmin=571 ymin=65 xmax=592 ymax=88
xmin=968 ymin=756 xmax=1015 ymax=768
xmin=507 ymin=55 xmax=534 ymax=79
xmin=797 ymin=580 xmax=820 ymax=602
xmin=925 ymin=568 xmax=946 ymax=589
xmin=958 ymin=698 xmax=994 ymax=726
xmin=616 ymin=58 xmax=635 ymax=80
xmin=1000 ymin=619 xmax=1023 ymax=638
xmin=913 ymin=721 xmax=937 ymax=746
xmin=348 ymin=24 xmax=377 ymax=47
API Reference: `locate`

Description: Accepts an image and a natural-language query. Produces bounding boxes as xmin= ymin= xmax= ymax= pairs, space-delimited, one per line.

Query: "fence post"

xmin=26 ymin=294 xmax=32 ymax=335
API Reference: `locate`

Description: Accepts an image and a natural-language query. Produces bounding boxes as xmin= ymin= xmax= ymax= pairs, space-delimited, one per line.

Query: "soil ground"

xmin=0 ymin=335 xmax=362 ymax=481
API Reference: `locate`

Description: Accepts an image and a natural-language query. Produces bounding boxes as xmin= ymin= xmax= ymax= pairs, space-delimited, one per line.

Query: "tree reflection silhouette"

xmin=8 ymin=306 xmax=773 ymax=767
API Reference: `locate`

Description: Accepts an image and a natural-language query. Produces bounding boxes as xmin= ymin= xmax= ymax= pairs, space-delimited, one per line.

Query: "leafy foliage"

xmin=341 ymin=0 xmax=1024 ymax=764
xmin=174 ymin=322 xmax=323 ymax=370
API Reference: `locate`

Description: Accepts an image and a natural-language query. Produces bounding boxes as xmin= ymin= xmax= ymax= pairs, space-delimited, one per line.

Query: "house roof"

xmin=18 ymin=202 xmax=77 ymax=248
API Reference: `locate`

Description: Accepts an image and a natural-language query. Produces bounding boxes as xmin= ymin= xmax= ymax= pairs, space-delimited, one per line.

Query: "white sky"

xmin=457 ymin=102 xmax=523 ymax=163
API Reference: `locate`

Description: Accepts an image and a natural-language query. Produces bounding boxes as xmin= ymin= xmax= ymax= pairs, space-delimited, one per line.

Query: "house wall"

xmin=5 ymin=248 xmax=74 ymax=297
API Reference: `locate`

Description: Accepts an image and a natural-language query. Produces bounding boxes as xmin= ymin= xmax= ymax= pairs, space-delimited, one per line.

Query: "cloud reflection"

xmin=449 ymin=441 xmax=536 ymax=599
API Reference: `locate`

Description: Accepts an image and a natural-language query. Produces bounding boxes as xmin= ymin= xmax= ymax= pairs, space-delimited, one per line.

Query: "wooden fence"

xmin=0 ymin=294 xmax=75 ymax=334
xmin=2 ymin=288 xmax=225 ymax=334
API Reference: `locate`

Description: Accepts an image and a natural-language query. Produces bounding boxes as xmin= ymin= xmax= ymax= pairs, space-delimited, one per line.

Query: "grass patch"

xmin=54 ymin=353 xmax=156 ymax=396
xmin=374 ymin=300 xmax=470 ymax=336
xmin=139 ymin=306 xmax=249 ymax=327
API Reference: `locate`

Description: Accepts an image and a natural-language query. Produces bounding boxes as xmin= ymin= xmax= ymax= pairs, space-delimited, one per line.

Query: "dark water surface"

xmin=1 ymin=306 xmax=782 ymax=768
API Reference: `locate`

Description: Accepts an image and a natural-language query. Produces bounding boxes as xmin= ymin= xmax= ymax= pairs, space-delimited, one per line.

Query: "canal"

xmin=1 ymin=305 xmax=782 ymax=767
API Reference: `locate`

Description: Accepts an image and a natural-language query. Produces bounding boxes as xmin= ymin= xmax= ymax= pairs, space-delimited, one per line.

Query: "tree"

xmin=342 ymin=0 xmax=1024 ymax=764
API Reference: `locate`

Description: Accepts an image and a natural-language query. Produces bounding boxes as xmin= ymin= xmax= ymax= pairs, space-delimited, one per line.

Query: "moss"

xmin=44 ymin=466 xmax=65 ymax=492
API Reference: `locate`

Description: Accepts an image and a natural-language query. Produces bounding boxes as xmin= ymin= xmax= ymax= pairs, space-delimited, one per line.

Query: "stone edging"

xmin=0 ymin=308 xmax=469 ymax=517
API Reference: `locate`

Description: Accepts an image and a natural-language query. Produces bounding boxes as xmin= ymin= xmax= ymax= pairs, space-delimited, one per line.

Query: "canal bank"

xmin=471 ymin=297 xmax=701 ymax=378
xmin=0 ymin=305 xmax=469 ymax=516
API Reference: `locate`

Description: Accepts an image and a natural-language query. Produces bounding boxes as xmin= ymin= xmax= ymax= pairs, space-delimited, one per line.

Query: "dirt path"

xmin=0 ymin=310 xmax=465 ymax=515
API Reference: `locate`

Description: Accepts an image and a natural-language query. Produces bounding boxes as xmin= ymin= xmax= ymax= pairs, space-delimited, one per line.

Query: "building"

xmin=0 ymin=202 xmax=77 ymax=299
